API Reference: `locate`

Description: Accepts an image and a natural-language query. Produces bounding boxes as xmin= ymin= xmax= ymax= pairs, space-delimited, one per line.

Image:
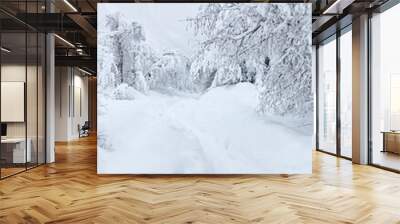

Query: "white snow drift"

xmin=98 ymin=83 xmax=312 ymax=174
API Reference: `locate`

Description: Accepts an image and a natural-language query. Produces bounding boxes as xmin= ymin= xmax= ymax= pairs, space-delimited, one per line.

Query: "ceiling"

xmin=0 ymin=0 xmax=394 ymax=74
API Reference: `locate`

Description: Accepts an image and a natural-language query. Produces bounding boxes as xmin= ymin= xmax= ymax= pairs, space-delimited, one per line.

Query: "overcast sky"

xmin=98 ymin=3 xmax=203 ymax=57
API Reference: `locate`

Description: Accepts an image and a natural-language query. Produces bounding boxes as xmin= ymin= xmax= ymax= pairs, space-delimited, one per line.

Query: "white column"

xmin=46 ymin=32 xmax=55 ymax=163
xmin=352 ymin=14 xmax=369 ymax=164
xmin=45 ymin=0 xmax=56 ymax=163
xmin=312 ymin=45 xmax=317 ymax=150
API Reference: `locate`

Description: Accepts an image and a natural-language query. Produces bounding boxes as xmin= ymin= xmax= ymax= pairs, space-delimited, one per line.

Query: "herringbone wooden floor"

xmin=1 ymin=135 xmax=400 ymax=224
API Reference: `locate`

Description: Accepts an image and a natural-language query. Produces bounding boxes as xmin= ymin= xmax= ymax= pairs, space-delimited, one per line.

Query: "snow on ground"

xmin=98 ymin=82 xmax=312 ymax=174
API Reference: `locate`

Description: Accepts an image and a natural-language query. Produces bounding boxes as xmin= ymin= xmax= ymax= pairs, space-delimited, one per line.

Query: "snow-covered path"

xmin=98 ymin=83 xmax=312 ymax=174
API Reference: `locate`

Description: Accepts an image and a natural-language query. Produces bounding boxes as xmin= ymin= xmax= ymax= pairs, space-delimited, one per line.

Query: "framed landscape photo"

xmin=97 ymin=3 xmax=313 ymax=174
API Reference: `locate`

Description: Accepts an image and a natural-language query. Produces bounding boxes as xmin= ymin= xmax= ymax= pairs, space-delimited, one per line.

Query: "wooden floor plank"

xmin=1 ymin=135 xmax=400 ymax=223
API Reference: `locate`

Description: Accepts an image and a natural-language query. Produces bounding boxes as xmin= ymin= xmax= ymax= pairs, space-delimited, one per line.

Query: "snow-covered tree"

xmin=97 ymin=37 xmax=118 ymax=97
xmin=98 ymin=13 xmax=121 ymax=96
xmin=189 ymin=3 xmax=312 ymax=119
xmin=147 ymin=51 xmax=191 ymax=92
xmin=190 ymin=50 xmax=244 ymax=89
xmin=188 ymin=48 xmax=218 ymax=91
xmin=98 ymin=12 xmax=159 ymax=97
xmin=211 ymin=62 xmax=242 ymax=87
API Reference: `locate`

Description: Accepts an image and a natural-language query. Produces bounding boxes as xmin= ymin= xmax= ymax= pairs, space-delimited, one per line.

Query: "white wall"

xmin=55 ymin=67 xmax=89 ymax=141
xmin=71 ymin=73 xmax=89 ymax=138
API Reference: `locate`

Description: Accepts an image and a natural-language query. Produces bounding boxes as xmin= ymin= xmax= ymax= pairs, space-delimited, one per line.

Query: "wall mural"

xmin=98 ymin=3 xmax=313 ymax=174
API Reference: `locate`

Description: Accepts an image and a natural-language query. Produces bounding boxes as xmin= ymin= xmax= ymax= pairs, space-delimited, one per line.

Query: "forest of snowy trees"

xmin=98 ymin=3 xmax=312 ymax=119
xmin=98 ymin=3 xmax=313 ymax=174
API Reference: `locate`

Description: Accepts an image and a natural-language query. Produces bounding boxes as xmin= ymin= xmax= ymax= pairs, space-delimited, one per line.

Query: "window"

xmin=318 ymin=37 xmax=337 ymax=154
xmin=371 ymin=3 xmax=400 ymax=171
xmin=339 ymin=28 xmax=352 ymax=158
xmin=0 ymin=1 xmax=46 ymax=179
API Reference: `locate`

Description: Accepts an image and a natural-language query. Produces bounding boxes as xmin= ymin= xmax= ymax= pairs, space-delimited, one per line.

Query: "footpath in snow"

xmin=98 ymin=83 xmax=312 ymax=174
